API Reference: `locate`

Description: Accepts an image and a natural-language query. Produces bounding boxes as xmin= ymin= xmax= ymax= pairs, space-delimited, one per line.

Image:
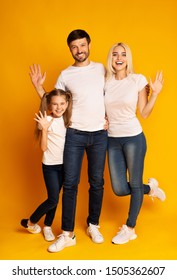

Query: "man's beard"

xmin=72 ymin=51 xmax=90 ymax=62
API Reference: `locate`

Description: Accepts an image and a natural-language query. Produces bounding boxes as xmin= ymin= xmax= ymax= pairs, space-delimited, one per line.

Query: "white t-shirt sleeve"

xmin=55 ymin=72 xmax=66 ymax=90
xmin=137 ymin=74 xmax=148 ymax=92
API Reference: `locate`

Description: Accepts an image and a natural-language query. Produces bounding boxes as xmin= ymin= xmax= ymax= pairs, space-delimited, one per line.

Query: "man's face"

xmin=69 ymin=38 xmax=90 ymax=63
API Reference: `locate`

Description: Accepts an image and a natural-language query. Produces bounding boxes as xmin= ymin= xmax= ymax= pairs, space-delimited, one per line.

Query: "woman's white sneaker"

xmin=112 ymin=225 xmax=137 ymax=245
xmin=48 ymin=232 xmax=76 ymax=252
xmin=148 ymin=178 xmax=166 ymax=201
xmin=43 ymin=226 xmax=55 ymax=241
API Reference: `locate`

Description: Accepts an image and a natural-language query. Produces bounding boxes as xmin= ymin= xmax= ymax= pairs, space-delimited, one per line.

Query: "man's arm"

xmin=29 ymin=64 xmax=46 ymax=98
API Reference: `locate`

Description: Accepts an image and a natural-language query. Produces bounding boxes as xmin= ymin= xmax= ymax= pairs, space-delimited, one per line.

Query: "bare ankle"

xmin=62 ymin=231 xmax=74 ymax=238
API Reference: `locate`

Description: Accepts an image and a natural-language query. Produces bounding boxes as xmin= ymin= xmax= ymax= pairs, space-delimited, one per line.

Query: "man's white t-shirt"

xmin=42 ymin=116 xmax=66 ymax=165
xmin=104 ymin=74 xmax=148 ymax=137
xmin=55 ymin=61 xmax=106 ymax=132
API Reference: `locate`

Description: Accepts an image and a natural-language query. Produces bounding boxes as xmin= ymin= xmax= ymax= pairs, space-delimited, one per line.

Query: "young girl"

xmin=105 ymin=42 xmax=166 ymax=244
xmin=21 ymin=89 xmax=72 ymax=241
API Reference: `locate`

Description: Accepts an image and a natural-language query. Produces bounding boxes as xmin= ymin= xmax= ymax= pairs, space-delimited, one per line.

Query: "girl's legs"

xmin=21 ymin=164 xmax=63 ymax=234
xmin=29 ymin=164 xmax=63 ymax=226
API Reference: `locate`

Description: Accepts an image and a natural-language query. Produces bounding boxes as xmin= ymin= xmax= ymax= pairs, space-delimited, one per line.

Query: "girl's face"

xmin=112 ymin=45 xmax=127 ymax=73
xmin=49 ymin=95 xmax=68 ymax=118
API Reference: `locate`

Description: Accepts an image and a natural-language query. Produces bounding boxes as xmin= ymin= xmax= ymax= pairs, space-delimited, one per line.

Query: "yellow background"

xmin=1 ymin=0 xmax=177 ymax=260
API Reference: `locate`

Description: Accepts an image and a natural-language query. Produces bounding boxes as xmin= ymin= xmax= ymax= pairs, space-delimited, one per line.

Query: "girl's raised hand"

xmin=34 ymin=111 xmax=53 ymax=130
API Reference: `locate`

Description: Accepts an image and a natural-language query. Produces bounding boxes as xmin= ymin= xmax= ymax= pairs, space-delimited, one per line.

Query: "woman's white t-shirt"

xmin=42 ymin=116 xmax=66 ymax=165
xmin=104 ymin=74 xmax=148 ymax=137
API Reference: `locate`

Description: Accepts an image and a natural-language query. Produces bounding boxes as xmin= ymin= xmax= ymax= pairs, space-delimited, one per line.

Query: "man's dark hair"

xmin=67 ymin=29 xmax=91 ymax=46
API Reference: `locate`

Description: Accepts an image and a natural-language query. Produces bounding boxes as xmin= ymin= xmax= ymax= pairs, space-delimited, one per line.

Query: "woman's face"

xmin=112 ymin=45 xmax=127 ymax=73
xmin=49 ymin=95 xmax=68 ymax=118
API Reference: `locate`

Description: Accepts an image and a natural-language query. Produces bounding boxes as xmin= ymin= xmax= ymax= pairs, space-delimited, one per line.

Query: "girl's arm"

xmin=138 ymin=71 xmax=164 ymax=119
xmin=40 ymin=129 xmax=48 ymax=152
xmin=34 ymin=111 xmax=53 ymax=151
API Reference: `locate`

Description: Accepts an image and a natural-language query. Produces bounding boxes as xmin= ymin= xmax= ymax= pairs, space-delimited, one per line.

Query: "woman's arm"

xmin=138 ymin=71 xmax=164 ymax=119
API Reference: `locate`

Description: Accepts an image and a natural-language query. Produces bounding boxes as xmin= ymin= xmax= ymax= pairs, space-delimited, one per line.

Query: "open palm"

xmin=150 ymin=71 xmax=164 ymax=96
xmin=29 ymin=64 xmax=46 ymax=88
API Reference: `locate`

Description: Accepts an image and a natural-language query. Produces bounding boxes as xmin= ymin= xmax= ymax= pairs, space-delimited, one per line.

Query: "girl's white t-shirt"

xmin=55 ymin=61 xmax=106 ymax=132
xmin=42 ymin=116 xmax=66 ymax=165
xmin=104 ymin=74 xmax=148 ymax=137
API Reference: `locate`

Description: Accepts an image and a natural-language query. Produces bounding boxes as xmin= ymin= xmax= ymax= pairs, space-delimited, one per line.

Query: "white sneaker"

xmin=47 ymin=232 xmax=76 ymax=252
xmin=43 ymin=226 xmax=55 ymax=241
xmin=112 ymin=225 xmax=137 ymax=244
xmin=87 ymin=223 xmax=104 ymax=243
xmin=21 ymin=219 xmax=41 ymax=234
xmin=148 ymin=178 xmax=166 ymax=201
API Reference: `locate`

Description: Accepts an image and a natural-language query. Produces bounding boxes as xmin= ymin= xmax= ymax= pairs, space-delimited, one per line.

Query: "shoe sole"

xmin=44 ymin=237 xmax=55 ymax=242
xmin=26 ymin=228 xmax=41 ymax=234
xmin=112 ymin=234 xmax=137 ymax=245
xmin=158 ymin=189 xmax=166 ymax=201
xmin=148 ymin=178 xmax=166 ymax=201
xmin=47 ymin=240 xmax=76 ymax=253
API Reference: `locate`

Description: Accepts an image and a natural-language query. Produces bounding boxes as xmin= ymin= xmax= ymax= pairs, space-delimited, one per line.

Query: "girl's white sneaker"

xmin=43 ymin=226 xmax=55 ymax=241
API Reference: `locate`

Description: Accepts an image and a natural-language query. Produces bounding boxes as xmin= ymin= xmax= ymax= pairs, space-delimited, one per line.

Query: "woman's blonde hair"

xmin=106 ymin=42 xmax=135 ymax=80
xmin=35 ymin=89 xmax=72 ymax=140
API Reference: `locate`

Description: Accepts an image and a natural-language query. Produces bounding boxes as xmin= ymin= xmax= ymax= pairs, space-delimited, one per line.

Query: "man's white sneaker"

xmin=148 ymin=178 xmax=166 ymax=201
xmin=112 ymin=225 xmax=137 ymax=245
xmin=21 ymin=219 xmax=41 ymax=234
xmin=87 ymin=223 xmax=104 ymax=243
xmin=47 ymin=232 xmax=76 ymax=252
xmin=43 ymin=226 xmax=55 ymax=241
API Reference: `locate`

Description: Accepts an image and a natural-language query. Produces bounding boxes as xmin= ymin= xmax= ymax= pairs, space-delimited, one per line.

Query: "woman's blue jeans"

xmin=62 ymin=128 xmax=108 ymax=231
xmin=107 ymin=132 xmax=150 ymax=228
xmin=30 ymin=163 xmax=63 ymax=226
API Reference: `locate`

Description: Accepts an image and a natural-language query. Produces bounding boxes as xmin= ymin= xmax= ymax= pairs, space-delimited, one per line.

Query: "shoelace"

xmin=117 ymin=225 xmax=131 ymax=236
xmin=89 ymin=225 xmax=102 ymax=236
xmin=118 ymin=226 xmax=126 ymax=234
xmin=53 ymin=234 xmax=66 ymax=246
xmin=149 ymin=191 xmax=155 ymax=202
xmin=148 ymin=179 xmax=158 ymax=202
xmin=57 ymin=232 xmax=72 ymax=240
xmin=45 ymin=229 xmax=53 ymax=237
xmin=57 ymin=233 xmax=66 ymax=239
xmin=28 ymin=224 xmax=38 ymax=230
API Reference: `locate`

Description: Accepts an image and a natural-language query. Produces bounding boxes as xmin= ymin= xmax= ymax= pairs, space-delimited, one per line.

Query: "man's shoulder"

xmin=90 ymin=61 xmax=106 ymax=74
xmin=60 ymin=65 xmax=73 ymax=73
xmin=91 ymin=61 xmax=104 ymax=67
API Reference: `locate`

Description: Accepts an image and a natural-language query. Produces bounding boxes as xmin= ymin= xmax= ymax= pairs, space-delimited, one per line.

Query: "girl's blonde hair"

xmin=35 ymin=88 xmax=72 ymax=140
xmin=106 ymin=42 xmax=135 ymax=80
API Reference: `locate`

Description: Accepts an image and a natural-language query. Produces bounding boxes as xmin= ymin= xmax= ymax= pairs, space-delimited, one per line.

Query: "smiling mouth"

xmin=77 ymin=53 xmax=84 ymax=57
xmin=116 ymin=61 xmax=123 ymax=65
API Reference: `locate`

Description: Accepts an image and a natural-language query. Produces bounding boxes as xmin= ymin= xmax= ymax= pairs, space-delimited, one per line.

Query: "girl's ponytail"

xmin=34 ymin=93 xmax=48 ymax=141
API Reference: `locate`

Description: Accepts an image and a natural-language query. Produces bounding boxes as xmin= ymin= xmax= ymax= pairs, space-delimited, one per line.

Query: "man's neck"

xmin=73 ymin=59 xmax=90 ymax=67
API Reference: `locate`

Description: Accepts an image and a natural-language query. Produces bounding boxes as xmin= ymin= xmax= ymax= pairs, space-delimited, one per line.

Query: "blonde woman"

xmin=105 ymin=42 xmax=166 ymax=244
